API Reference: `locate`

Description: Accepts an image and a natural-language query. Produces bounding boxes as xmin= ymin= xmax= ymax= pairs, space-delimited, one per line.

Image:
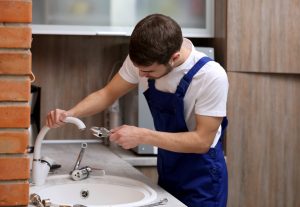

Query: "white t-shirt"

xmin=119 ymin=39 xmax=229 ymax=147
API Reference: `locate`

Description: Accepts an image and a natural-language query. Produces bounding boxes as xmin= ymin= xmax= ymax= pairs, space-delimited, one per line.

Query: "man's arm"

xmin=109 ymin=114 xmax=223 ymax=153
xmin=69 ymin=73 xmax=136 ymax=118
xmin=46 ymin=73 xmax=137 ymax=127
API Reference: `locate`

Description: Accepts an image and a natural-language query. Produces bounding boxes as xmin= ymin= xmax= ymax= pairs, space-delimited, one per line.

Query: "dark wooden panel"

xmin=31 ymin=35 xmax=129 ymax=139
xmin=227 ymin=0 xmax=300 ymax=73
xmin=226 ymin=72 xmax=300 ymax=207
xmin=135 ymin=166 xmax=158 ymax=184
xmin=212 ymin=0 xmax=227 ymax=67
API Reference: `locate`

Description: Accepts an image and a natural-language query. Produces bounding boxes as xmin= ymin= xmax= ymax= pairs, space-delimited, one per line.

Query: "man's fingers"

xmin=46 ymin=109 xmax=67 ymax=128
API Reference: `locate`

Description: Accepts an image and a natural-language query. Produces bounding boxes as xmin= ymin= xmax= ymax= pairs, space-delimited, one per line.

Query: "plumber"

xmin=46 ymin=14 xmax=229 ymax=207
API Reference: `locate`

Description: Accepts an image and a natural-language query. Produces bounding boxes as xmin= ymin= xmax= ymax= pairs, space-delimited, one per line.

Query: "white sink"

xmin=30 ymin=175 xmax=157 ymax=207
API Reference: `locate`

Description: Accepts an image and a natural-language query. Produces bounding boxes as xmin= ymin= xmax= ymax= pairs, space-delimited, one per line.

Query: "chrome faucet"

xmin=72 ymin=142 xmax=88 ymax=172
xmin=31 ymin=117 xmax=86 ymax=186
xmin=69 ymin=142 xmax=106 ymax=181
xmin=70 ymin=143 xmax=92 ymax=181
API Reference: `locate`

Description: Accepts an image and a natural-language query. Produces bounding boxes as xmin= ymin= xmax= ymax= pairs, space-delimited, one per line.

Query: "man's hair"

xmin=129 ymin=14 xmax=183 ymax=66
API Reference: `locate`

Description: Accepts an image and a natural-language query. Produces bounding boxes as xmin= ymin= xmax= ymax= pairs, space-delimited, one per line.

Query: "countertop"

xmin=36 ymin=142 xmax=186 ymax=207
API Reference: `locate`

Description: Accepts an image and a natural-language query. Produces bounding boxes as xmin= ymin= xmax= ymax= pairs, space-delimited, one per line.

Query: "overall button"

xmin=210 ymin=166 xmax=220 ymax=181
xmin=209 ymin=149 xmax=216 ymax=159
xmin=211 ymin=167 xmax=217 ymax=174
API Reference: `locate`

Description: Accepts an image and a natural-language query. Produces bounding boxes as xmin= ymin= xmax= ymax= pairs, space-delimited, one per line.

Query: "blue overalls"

xmin=144 ymin=57 xmax=228 ymax=207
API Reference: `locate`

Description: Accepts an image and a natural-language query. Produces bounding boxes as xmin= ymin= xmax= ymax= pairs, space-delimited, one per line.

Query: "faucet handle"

xmin=90 ymin=167 xmax=106 ymax=176
xmin=72 ymin=143 xmax=88 ymax=172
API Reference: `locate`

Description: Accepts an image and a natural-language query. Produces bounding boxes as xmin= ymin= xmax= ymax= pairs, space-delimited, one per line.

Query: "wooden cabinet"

xmin=227 ymin=0 xmax=300 ymax=74
xmin=227 ymin=72 xmax=300 ymax=206
xmin=32 ymin=0 xmax=215 ymax=37
xmin=225 ymin=0 xmax=300 ymax=206
xmin=135 ymin=166 xmax=158 ymax=184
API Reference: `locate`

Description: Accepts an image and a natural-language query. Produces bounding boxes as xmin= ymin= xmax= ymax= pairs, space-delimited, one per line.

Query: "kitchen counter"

xmin=36 ymin=142 xmax=186 ymax=207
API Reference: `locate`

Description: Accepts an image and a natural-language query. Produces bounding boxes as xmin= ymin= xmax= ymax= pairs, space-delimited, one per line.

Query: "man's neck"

xmin=174 ymin=39 xmax=192 ymax=67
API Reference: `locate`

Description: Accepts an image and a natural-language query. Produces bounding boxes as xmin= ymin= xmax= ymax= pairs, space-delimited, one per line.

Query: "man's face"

xmin=135 ymin=62 xmax=173 ymax=79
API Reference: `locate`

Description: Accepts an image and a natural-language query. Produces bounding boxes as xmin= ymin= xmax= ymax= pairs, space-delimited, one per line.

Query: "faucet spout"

xmin=64 ymin=117 xmax=86 ymax=130
xmin=32 ymin=117 xmax=86 ymax=186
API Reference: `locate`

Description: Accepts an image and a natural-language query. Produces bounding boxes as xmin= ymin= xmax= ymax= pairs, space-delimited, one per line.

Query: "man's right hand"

xmin=46 ymin=109 xmax=72 ymax=128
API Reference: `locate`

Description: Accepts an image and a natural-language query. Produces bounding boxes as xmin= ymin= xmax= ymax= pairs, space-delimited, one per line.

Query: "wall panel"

xmin=227 ymin=72 xmax=300 ymax=207
xmin=31 ymin=35 xmax=129 ymax=139
xmin=227 ymin=0 xmax=300 ymax=73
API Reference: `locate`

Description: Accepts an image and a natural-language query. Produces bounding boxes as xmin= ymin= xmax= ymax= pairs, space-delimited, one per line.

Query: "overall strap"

xmin=220 ymin=117 xmax=228 ymax=141
xmin=147 ymin=79 xmax=155 ymax=89
xmin=176 ymin=56 xmax=212 ymax=97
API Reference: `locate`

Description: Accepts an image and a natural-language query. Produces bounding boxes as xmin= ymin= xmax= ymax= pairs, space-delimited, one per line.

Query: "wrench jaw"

xmin=90 ymin=127 xmax=111 ymax=139
xmin=90 ymin=127 xmax=102 ymax=138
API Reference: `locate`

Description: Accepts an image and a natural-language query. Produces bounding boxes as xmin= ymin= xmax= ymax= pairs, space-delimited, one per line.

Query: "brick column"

xmin=0 ymin=0 xmax=32 ymax=206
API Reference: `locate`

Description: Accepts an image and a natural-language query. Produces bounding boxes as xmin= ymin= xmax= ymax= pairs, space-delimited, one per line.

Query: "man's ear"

xmin=169 ymin=52 xmax=181 ymax=65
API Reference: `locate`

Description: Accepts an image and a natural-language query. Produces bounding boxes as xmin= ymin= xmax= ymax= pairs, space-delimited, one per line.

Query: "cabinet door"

xmin=227 ymin=0 xmax=300 ymax=73
xmin=226 ymin=72 xmax=300 ymax=207
xmin=135 ymin=166 xmax=158 ymax=184
xmin=32 ymin=0 xmax=214 ymax=37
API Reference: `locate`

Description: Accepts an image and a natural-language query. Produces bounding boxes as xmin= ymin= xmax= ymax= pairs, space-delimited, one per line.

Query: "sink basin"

xmin=30 ymin=175 xmax=157 ymax=207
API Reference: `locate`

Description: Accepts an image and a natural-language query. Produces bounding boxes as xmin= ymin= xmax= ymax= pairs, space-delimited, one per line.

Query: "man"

xmin=46 ymin=14 xmax=229 ymax=207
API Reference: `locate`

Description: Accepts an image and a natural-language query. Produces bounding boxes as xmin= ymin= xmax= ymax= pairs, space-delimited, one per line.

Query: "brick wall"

xmin=0 ymin=0 xmax=32 ymax=206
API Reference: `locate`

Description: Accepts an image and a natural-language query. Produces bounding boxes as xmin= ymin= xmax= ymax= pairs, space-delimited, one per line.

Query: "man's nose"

xmin=139 ymin=71 xmax=148 ymax=77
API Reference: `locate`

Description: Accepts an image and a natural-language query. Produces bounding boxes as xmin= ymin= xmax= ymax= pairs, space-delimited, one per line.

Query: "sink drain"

xmin=80 ymin=189 xmax=89 ymax=199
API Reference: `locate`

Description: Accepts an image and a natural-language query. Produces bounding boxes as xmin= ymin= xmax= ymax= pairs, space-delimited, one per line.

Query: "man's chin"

xmin=148 ymin=74 xmax=166 ymax=79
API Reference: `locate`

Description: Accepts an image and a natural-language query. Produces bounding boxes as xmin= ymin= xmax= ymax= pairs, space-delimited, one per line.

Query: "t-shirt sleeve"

xmin=195 ymin=64 xmax=229 ymax=117
xmin=118 ymin=55 xmax=139 ymax=84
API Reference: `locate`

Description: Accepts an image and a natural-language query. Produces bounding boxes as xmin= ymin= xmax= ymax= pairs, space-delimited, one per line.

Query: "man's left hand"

xmin=109 ymin=125 xmax=144 ymax=149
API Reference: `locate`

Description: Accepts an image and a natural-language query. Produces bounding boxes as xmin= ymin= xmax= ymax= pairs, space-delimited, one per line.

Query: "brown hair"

xmin=129 ymin=14 xmax=183 ymax=66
